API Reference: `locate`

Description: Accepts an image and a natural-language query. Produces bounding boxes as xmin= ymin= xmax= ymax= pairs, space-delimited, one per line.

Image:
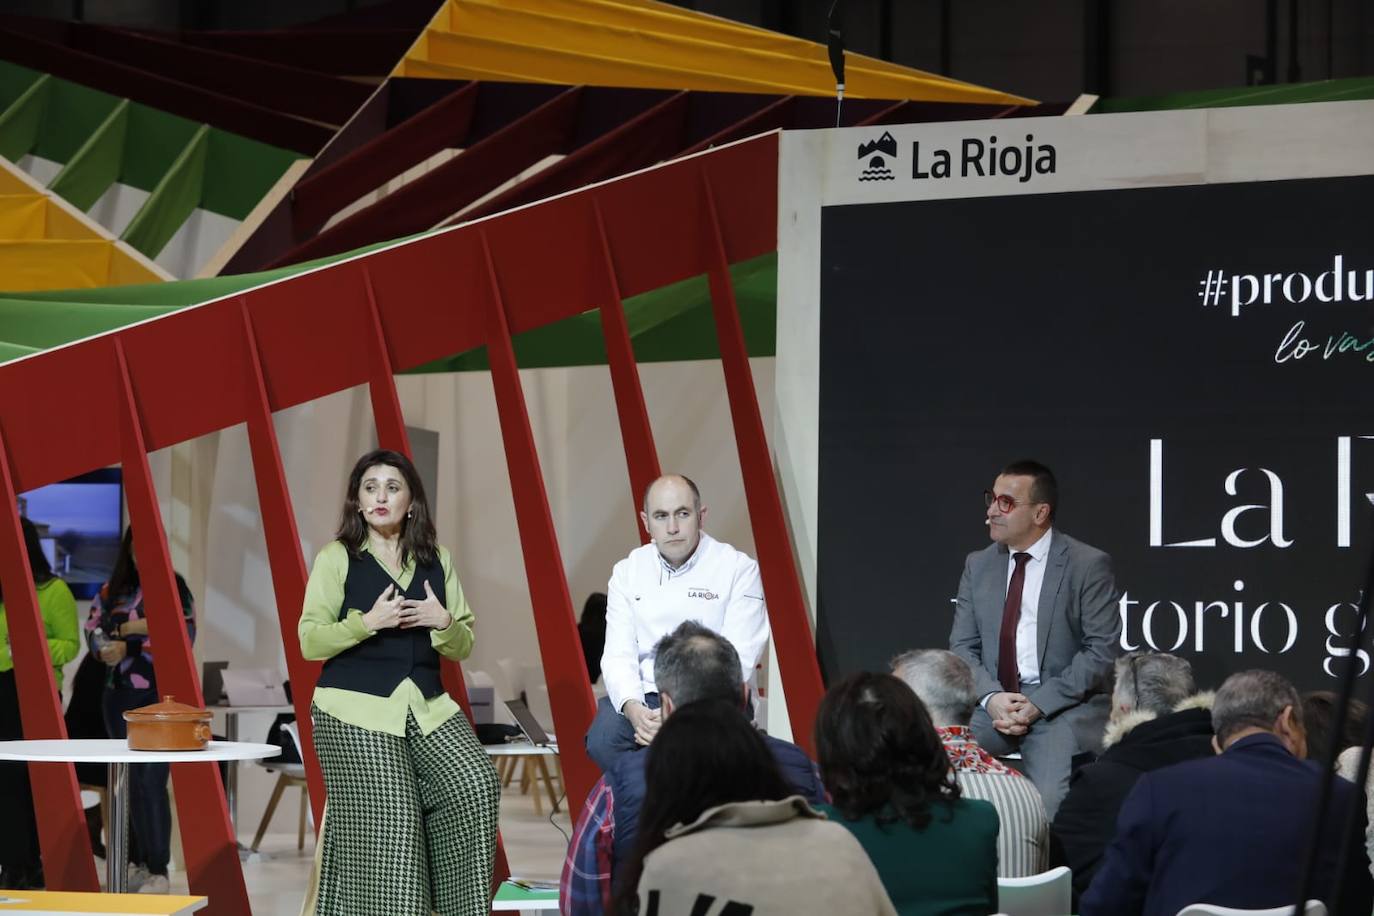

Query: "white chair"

xmin=250 ymin=720 xmax=310 ymax=853
xmin=997 ymin=865 xmax=1071 ymax=916
xmin=1175 ymin=902 xmax=1327 ymax=916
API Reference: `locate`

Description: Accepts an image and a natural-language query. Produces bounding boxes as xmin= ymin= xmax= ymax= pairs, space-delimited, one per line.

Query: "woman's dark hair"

xmin=0 ymin=517 xmax=55 ymax=602
xmin=613 ymin=700 xmax=793 ymax=915
xmin=1302 ymin=690 xmax=1370 ymax=762
xmin=334 ymin=449 xmax=438 ymax=567
xmin=106 ymin=526 xmax=139 ymax=600
xmin=815 ymin=671 xmax=960 ymax=830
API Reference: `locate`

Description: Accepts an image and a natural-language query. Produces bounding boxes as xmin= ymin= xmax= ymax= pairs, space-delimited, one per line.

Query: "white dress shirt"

xmin=1005 ymin=527 xmax=1053 ymax=685
xmin=601 ymin=532 xmax=770 ymax=713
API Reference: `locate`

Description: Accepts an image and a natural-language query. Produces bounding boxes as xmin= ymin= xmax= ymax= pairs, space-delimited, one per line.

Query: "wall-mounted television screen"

xmin=19 ymin=468 xmax=123 ymax=600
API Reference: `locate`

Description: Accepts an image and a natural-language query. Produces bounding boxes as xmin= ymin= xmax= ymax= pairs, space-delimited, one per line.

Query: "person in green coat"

xmin=815 ymin=671 xmax=1001 ymax=916
xmin=0 ymin=517 xmax=81 ymax=889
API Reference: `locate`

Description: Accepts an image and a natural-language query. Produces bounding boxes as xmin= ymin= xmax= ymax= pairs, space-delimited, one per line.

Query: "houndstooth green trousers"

xmin=309 ymin=704 xmax=501 ymax=916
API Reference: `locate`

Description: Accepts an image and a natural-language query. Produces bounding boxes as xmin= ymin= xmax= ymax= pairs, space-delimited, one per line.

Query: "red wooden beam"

xmin=477 ymin=230 xmax=598 ymax=816
xmin=359 ymin=268 xmax=513 ymax=888
xmin=697 ymin=168 xmax=824 ymax=755
xmin=361 ymin=267 xmax=478 ymax=714
xmin=292 ymin=83 xmax=480 ymax=235
xmin=457 ymin=91 xmax=692 ymax=225
xmin=680 ymin=95 xmax=797 ymax=158
xmin=0 ymin=427 xmax=97 ymax=891
xmin=0 ymin=23 xmax=330 ymax=154
xmin=237 ymin=300 xmax=326 ymax=828
xmin=113 ymin=339 xmax=251 ymax=915
xmin=270 ymin=87 xmax=587 ymax=269
xmin=591 ymin=199 xmax=660 ymax=542
xmin=67 ymin=23 xmax=371 ymax=125
xmin=362 ymin=269 xmax=414 ymax=458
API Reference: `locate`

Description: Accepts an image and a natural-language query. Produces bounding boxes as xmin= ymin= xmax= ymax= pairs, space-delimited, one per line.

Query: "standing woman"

xmin=85 ymin=525 xmax=195 ymax=895
xmin=0 ymin=517 xmax=81 ymax=889
xmin=300 ymin=449 xmax=499 ymax=916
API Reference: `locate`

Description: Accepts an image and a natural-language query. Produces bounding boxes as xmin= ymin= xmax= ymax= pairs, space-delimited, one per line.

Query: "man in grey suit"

xmin=949 ymin=460 xmax=1121 ymax=818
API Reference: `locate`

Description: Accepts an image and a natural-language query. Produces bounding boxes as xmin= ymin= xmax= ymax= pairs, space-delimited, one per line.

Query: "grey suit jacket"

xmin=949 ymin=530 xmax=1121 ymax=720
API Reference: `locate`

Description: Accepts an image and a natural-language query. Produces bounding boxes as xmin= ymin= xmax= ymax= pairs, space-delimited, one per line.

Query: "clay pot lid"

xmin=123 ymin=695 xmax=211 ymax=723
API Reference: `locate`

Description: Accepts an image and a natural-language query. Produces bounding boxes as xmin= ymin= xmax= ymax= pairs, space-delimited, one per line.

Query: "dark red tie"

xmin=998 ymin=552 xmax=1032 ymax=693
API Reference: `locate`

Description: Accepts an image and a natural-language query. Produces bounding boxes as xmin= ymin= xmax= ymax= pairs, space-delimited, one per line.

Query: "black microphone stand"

xmin=827 ymin=1 xmax=845 ymax=128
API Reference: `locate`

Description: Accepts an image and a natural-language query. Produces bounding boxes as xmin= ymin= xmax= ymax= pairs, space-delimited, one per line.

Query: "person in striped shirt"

xmin=894 ymin=648 xmax=1049 ymax=877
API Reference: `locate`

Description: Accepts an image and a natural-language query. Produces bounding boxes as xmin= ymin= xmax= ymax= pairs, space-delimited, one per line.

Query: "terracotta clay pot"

xmin=123 ymin=695 xmax=213 ymax=751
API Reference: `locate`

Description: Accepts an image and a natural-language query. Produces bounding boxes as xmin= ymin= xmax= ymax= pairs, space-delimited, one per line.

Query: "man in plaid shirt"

xmin=560 ymin=622 xmax=825 ymax=916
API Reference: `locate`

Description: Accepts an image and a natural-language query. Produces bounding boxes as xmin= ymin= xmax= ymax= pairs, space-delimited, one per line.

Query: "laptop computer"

xmin=219 ymin=667 xmax=288 ymax=706
xmin=504 ymin=699 xmax=553 ymax=747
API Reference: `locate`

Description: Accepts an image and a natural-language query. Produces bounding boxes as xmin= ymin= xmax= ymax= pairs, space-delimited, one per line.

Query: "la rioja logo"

xmin=857 ymin=131 xmax=897 ymax=181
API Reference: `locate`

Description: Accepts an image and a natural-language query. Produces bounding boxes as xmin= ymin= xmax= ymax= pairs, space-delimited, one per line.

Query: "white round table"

xmin=0 ymin=739 xmax=279 ymax=893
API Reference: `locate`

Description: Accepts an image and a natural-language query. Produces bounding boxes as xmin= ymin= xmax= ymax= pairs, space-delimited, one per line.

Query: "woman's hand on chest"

xmin=400 ymin=580 xmax=451 ymax=630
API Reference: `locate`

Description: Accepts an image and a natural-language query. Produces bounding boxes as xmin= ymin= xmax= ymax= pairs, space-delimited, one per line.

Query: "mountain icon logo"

xmin=858 ymin=131 xmax=897 ymax=181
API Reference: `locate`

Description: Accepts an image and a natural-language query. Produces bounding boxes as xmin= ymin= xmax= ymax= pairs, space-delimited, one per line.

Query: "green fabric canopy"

xmin=0 ymin=59 xmax=302 ymax=261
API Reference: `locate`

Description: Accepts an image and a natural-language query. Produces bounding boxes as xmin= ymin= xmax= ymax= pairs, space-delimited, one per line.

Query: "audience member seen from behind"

xmin=815 ymin=672 xmax=999 ymax=916
xmin=1081 ymin=669 xmax=1374 ymax=916
xmin=893 ymin=648 xmax=1048 ymax=878
xmin=298 ymin=449 xmax=500 ymax=916
xmin=1050 ymin=650 xmax=1214 ymax=903
xmin=85 ymin=525 xmax=195 ymax=896
xmin=617 ymin=700 xmax=894 ymax=916
xmin=1303 ymin=690 xmax=1369 ymax=764
xmin=560 ymin=621 xmax=824 ymax=916
xmin=579 ymin=592 xmax=608 ymax=686
xmin=1318 ymin=692 xmax=1374 ymax=880
xmin=0 ymin=517 xmax=80 ymax=889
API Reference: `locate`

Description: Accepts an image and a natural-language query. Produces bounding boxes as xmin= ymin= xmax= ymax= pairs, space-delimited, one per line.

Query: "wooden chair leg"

xmin=550 ymin=757 xmax=564 ymax=800
xmin=251 ymin=774 xmax=288 ymax=853
xmin=528 ymin=758 xmax=542 ymax=816
xmin=534 ymin=757 xmax=559 ymax=813
xmin=296 ymin=782 xmax=307 ymax=851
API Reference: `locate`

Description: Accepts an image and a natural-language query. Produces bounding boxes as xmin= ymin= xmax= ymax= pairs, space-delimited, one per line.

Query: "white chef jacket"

xmin=601 ymin=532 xmax=769 ymax=713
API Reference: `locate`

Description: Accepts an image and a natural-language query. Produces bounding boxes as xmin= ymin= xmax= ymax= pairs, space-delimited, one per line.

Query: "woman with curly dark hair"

xmin=816 ymin=672 xmax=1000 ymax=915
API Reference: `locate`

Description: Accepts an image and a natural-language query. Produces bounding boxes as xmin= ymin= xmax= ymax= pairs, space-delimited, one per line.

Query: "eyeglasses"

xmin=984 ymin=490 xmax=1037 ymax=513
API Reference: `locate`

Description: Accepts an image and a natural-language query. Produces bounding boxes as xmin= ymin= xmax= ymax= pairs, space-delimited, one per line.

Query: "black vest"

xmin=316 ymin=550 xmax=446 ymax=699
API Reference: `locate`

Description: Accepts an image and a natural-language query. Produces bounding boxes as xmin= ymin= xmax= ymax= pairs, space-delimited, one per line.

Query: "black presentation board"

xmin=816 ymin=175 xmax=1374 ymax=692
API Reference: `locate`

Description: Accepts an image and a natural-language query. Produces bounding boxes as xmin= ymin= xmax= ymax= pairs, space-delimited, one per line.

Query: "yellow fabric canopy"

xmin=0 ymin=173 xmax=165 ymax=291
xmin=397 ymin=0 xmax=1033 ymax=105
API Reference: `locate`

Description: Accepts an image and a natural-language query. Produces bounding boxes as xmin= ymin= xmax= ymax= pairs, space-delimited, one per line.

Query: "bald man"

xmin=584 ymin=475 xmax=770 ymax=772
